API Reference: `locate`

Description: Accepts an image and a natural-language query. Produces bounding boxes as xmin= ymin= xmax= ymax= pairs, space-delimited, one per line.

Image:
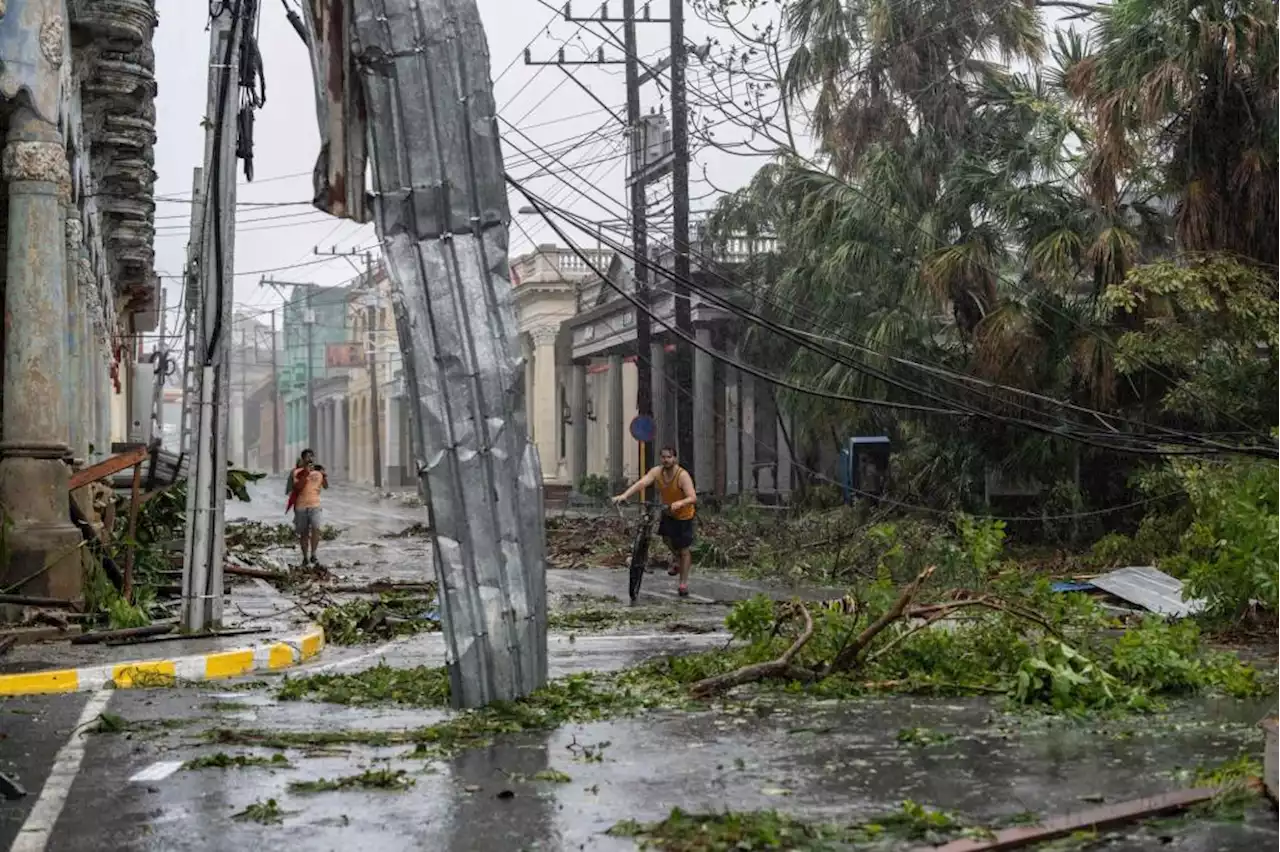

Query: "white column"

xmin=568 ymin=363 xmax=587 ymax=487
xmin=531 ymin=328 xmax=559 ymax=481
xmin=693 ymin=328 xmax=714 ymax=492
xmin=650 ymin=341 xmax=669 ymax=449
xmin=724 ymin=367 xmax=740 ymax=495
xmin=385 ymin=396 xmax=402 ymax=485
xmin=741 ymin=374 xmax=756 ymax=493
xmin=606 ymin=354 xmax=623 ymax=487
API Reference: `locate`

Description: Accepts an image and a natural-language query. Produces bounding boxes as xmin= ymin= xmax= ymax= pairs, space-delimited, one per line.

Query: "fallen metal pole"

xmin=302 ymin=0 xmax=548 ymax=707
xmin=916 ymin=784 xmax=1254 ymax=852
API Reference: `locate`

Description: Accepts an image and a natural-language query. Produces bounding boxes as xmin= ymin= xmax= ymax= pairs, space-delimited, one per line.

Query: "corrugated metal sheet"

xmin=1090 ymin=566 xmax=1206 ymax=618
xmin=302 ymin=0 xmax=371 ymax=223
xmin=303 ymin=0 xmax=547 ymax=708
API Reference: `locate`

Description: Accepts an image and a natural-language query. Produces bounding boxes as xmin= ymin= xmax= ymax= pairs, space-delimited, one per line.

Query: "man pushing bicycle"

xmin=612 ymin=446 xmax=698 ymax=597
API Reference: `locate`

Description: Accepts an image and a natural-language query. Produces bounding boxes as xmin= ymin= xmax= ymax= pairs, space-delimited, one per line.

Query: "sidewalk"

xmin=0 ymin=578 xmax=322 ymax=695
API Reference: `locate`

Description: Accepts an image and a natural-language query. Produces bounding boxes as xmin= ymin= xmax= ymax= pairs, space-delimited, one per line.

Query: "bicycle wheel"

xmin=628 ymin=521 xmax=651 ymax=603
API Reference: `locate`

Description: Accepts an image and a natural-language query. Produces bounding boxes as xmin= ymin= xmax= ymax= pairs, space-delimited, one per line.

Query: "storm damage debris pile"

xmin=301 ymin=0 xmax=547 ymax=708
xmin=316 ymin=590 xmax=441 ymax=645
xmin=673 ymin=576 xmax=1267 ymax=712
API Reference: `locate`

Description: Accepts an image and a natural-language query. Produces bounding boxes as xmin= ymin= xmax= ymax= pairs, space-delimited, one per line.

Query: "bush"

xmin=1159 ymin=458 xmax=1278 ymax=620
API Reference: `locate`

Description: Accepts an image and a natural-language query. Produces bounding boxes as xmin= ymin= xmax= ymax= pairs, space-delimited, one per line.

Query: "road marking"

xmin=303 ymin=640 xmax=398 ymax=674
xmin=129 ymin=761 xmax=184 ymax=783
xmin=10 ymin=690 xmax=111 ymax=852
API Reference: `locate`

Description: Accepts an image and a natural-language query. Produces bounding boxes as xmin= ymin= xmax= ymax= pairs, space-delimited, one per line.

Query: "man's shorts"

xmin=658 ymin=514 xmax=695 ymax=552
xmin=294 ymin=507 xmax=322 ymax=537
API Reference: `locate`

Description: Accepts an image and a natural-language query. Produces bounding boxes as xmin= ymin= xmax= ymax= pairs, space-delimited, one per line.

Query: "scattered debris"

xmin=896 ymin=727 xmax=955 ymax=747
xmin=1088 ymin=566 xmax=1206 ymax=618
xmin=316 ymin=593 xmax=440 ymax=645
xmin=182 ymin=753 xmax=291 ymax=771
xmin=278 ymin=664 xmax=450 ymax=707
xmin=382 ymin=522 xmax=430 ymax=539
xmin=289 ymin=768 xmax=414 ymax=793
xmin=0 ymin=772 xmax=27 ymax=800
xmin=918 ymin=784 xmax=1250 ymax=852
xmin=232 ymin=798 xmax=287 ymax=824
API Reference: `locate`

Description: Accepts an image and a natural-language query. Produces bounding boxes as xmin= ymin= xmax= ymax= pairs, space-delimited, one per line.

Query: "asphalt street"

xmin=1 ymin=482 xmax=1275 ymax=851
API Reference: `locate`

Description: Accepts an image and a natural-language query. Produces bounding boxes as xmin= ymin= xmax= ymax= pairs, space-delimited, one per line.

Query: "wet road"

xmin=2 ymin=481 xmax=1275 ymax=850
xmin=3 ymin=683 xmax=1275 ymax=851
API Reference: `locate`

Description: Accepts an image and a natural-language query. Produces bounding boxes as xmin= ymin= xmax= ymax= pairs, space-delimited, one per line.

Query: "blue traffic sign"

xmin=629 ymin=415 xmax=655 ymax=443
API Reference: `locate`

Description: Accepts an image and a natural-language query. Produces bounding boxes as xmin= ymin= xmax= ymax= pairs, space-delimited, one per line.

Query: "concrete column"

xmin=649 ymin=341 xmax=669 ymax=449
xmin=568 ymin=364 xmax=587 ymax=488
xmin=531 ymin=329 xmax=559 ymax=482
xmin=692 ymin=328 xmax=714 ymax=493
xmin=386 ymin=396 xmax=403 ymax=486
xmin=724 ymin=367 xmax=740 ymax=495
xmin=606 ymin=354 xmax=624 ymax=488
xmin=741 ymin=374 xmax=756 ymax=493
xmin=0 ymin=109 xmax=81 ymax=599
xmin=776 ymin=412 xmax=793 ymax=496
xmin=338 ymin=399 xmax=349 ymax=481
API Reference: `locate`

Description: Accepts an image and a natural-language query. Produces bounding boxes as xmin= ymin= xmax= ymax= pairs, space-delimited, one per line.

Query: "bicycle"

xmin=618 ymin=500 xmax=660 ymax=604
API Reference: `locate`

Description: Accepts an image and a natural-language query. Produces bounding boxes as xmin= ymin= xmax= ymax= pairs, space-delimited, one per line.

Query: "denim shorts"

xmin=294 ymin=507 xmax=322 ymax=536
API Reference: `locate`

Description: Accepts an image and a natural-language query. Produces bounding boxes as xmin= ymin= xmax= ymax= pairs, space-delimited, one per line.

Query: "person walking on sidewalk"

xmin=612 ymin=446 xmax=698 ymax=596
xmin=287 ymin=448 xmax=328 ymax=567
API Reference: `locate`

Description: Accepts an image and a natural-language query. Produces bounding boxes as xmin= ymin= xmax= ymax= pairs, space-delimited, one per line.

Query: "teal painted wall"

xmin=280 ymin=286 xmax=351 ymax=447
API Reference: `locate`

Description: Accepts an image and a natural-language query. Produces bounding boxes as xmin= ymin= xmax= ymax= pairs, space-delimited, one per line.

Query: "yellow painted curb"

xmin=0 ymin=626 xmax=325 ymax=697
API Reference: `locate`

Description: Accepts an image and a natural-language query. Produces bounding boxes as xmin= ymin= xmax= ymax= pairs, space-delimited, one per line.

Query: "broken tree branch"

xmin=829 ymin=565 xmax=935 ymax=673
xmin=689 ymin=602 xmax=815 ymax=699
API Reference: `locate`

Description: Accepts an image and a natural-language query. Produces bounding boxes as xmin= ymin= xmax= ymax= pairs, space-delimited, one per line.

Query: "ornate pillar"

xmin=0 ymin=107 xmax=81 ymax=598
xmin=530 ymin=326 xmax=559 ymax=482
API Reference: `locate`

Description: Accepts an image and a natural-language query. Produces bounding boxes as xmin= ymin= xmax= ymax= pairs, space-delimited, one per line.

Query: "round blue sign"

xmin=629 ymin=415 xmax=655 ymax=443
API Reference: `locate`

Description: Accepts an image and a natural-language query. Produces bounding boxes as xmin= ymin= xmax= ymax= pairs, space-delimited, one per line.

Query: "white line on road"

xmin=11 ymin=690 xmax=112 ymax=852
xmin=128 ymin=761 xmax=184 ymax=783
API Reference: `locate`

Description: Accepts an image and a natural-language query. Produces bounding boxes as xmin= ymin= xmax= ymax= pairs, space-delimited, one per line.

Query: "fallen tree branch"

xmin=689 ymin=602 xmax=815 ymax=699
xmin=829 ymin=565 xmax=935 ymax=673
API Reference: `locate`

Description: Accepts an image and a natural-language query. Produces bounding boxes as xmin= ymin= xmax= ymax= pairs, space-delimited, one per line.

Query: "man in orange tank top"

xmin=612 ymin=446 xmax=697 ymax=596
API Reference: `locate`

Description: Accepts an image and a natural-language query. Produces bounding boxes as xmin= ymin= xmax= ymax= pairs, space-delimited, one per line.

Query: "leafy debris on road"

xmin=317 ymin=591 xmax=440 ymax=645
xmin=289 ymin=768 xmax=415 ymax=793
xmin=226 ymin=520 xmax=339 ymax=551
xmin=382 ymin=522 xmax=431 ymax=538
xmin=279 ymin=664 xmax=450 ymax=707
xmin=607 ymin=801 xmax=973 ymax=850
xmin=232 ymin=798 xmax=287 ymax=824
xmin=547 ymin=604 xmax=713 ymax=632
xmin=182 ymin=752 xmax=291 ymax=770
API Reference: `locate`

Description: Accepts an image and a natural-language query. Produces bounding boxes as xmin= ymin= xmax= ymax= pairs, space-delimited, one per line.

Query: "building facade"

xmin=279 ymin=285 xmax=350 ymax=466
xmin=0 ymin=0 xmax=160 ymax=599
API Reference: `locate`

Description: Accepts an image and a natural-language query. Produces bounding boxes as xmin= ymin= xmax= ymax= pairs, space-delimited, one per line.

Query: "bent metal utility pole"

xmin=301 ymin=0 xmax=547 ymax=708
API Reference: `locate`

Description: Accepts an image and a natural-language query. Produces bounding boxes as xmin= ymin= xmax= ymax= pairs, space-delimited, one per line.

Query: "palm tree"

xmin=1067 ymin=0 xmax=1279 ymax=264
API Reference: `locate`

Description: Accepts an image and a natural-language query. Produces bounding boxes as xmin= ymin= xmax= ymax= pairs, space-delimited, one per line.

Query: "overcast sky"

xmin=151 ymin=0 xmax=780 ymax=340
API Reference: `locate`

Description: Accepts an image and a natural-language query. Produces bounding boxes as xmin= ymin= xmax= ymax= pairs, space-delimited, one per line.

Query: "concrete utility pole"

xmin=670 ymin=0 xmax=695 ymax=473
xmin=623 ymin=0 xmax=653 ymax=476
xmin=560 ymin=0 xmax=671 ymax=470
xmin=183 ymin=3 xmax=246 ymax=632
